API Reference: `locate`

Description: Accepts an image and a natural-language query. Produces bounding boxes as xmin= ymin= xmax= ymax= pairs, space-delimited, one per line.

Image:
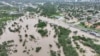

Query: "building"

xmin=85 ymin=22 xmax=93 ymax=27
xmin=96 ymin=25 xmax=100 ymax=30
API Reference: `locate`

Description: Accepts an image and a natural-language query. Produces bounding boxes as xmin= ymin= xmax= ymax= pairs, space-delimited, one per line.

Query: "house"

xmin=85 ymin=22 xmax=93 ymax=27
xmin=96 ymin=25 xmax=100 ymax=30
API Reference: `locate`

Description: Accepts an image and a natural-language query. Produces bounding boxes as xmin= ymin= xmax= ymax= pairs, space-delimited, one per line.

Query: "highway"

xmin=36 ymin=16 xmax=100 ymax=39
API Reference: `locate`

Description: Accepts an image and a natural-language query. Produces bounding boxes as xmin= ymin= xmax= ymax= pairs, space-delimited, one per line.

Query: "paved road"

xmin=37 ymin=16 xmax=100 ymax=39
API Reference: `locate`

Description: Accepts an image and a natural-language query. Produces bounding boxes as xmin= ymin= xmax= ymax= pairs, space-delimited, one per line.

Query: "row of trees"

xmin=39 ymin=2 xmax=58 ymax=17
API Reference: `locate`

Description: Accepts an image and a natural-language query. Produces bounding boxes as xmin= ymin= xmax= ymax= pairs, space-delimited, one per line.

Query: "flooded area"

xmin=0 ymin=15 xmax=99 ymax=56
xmin=0 ymin=1 xmax=100 ymax=56
xmin=0 ymin=16 xmax=65 ymax=56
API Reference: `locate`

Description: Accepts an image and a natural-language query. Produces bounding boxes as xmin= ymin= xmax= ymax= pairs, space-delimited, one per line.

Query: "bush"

xmin=0 ymin=28 xmax=3 ymax=35
xmin=80 ymin=48 xmax=85 ymax=53
xmin=37 ymin=21 xmax=47 ymax=28
xmin=29 ymin=35 xmax=35 ymax=39
xmin=56 ymin=42 xmax=61 ymax=48
xmin=50 ymin=50 xmax=56 ymax=56
xmin=38 ymin=29 xmax=48 ymax=37
xmin=35 ymin=47 xmax=42 ymax=52
xmin=74 ymin=42 xmax=80 ymax=49
xmin=8 ymin=27 xmax=20 ymax=32
xmin=23 ymin=39 xmax=27 ymax=46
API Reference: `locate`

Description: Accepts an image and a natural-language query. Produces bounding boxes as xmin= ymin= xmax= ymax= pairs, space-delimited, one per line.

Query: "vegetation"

xmin=74 ymin=42 xmax=80 ymax=49
xmin=38 ymin=29 xmax=48 ymax=37
xmin=87 ymin=16 xmax=92 ymax=21
xmin=0 ymin=42 xmax=8 ymax=56
xmin=29 ymin=35 xmax=35 ymax=41
xmin=37 ymin=20 xmax=47 ymax=28
xmin=7 ymin=40 xmax=14 ymax=44
xmin=82 ymin=40 xmax=100 ymax=54
xmin=54 ymin=26 xmax=78 ymax=56
xmin=8 ymin=26 xmax=21 ymax=32
xmin=29 ymin=35 xmax=35 ymax=39
xmin=79 ymin=48 xmax=85 ymax=53
xmin=92 ymin=22 xmax=100 ymax=28
xmin=0 ymin=28 xmax=3 ymax=35
xmin=0 ymin=12 xmax=23 ymax=35
xmin=80 ymin=22 xmax=86 ymax=27
xmin=72 ymin=36 xmax=100 ymax=55
xmin=13 ymin=50 xmax=18 ymax=53
xmin=50 ymin=50 xmax=56 ymax=56
xmin=23 ymin=39 xmax=27 ymax=46
xmin=24 ymin=7 xmax=37 ymax=12
xmin=35 ymin=47 xmax=42 ymax=52
xmin=39 ymin=2 xmax=59 ymax=17
xmin=0 ymin=40 xmax=15 ymax=56
xmin=55 ymin=42 xmax=61 ymax=49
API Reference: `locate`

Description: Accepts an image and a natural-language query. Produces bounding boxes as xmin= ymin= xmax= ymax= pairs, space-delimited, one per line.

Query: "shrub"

xmin=29 ymin=35 xmax=35 ymax=39
xmin=80 ymin=48 xmax=85 ymax=53
xmin=50 ymin=50 xmax=56 ymax=56
xmin=55 ymin=42 xmax=61 ymax=48
xmin=38 ymin=29 xmax=48 ymax=37
xmin=8 ymin=26 xmax=20 ymax=32
xmin=35 ymin=47 xmax=42 ymax=52
xmin=13 ymin=50 xmax=18 ymax=53
xmin=25 ymin=34 xmax=28 ymax=37
xmin=0 ymin=28 xmax=3 ymax=35
xmin=23 ymin=39 xmax=27 ymax=46
xmin=37 ymin=21 xmax=47 ymax=28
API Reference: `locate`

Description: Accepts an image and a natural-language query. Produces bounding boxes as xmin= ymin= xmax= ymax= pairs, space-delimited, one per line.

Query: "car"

xmin=89 ymin=32 xmax=96 ymax=36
